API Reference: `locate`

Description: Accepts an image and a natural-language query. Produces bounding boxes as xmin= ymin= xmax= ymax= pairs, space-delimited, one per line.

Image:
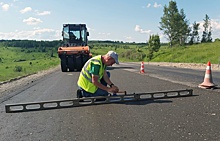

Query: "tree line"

xmin=0 ymin=39 xmax=62 ymax=48
xmin=0 ymin=39 xmax=154 ymax=49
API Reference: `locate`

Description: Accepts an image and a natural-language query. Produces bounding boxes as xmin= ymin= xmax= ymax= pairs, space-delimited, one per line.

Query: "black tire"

xmin=68 ymin=56 xmax=74 ymax=71
xmin=61 ymin=58 xmax=67 ymax=72
xmin=82 ymin=55 xmax=90 ymax=64
xmin=76 ymin=55 xmax=90 ymax=71
xmin=75 ymin=55 xmax=83 ymax=71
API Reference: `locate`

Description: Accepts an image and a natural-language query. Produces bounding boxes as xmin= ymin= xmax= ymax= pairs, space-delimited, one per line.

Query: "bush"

xmin=14 ymin=59 xmax=26 ymax=62
xmin=26 ymin=50 xmax=32 ymax=53
xmin=215 ymin=38 xmax=220 ymax=42
xmin=14 ymin=66 xmax=22 ymax=72
xmin=121 ymin=50 xmax=146 ymax=61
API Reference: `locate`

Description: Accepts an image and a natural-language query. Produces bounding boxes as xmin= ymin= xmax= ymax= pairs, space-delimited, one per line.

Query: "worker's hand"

xmin=112 ymin=85 xmax=118 ymax=89
xmin=108 ymin=86 xmax=119 ymax=93
xmin=112 ymin=85 xmax=119 ymax=92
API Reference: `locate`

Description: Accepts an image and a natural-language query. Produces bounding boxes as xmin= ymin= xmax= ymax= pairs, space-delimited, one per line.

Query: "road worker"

xmin=77 ymin=51 xmax=119 ymax=98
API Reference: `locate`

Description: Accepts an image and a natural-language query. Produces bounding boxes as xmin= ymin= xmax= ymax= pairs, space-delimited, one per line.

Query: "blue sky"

xmin=0 ymin=0 xmax=220 ymax=43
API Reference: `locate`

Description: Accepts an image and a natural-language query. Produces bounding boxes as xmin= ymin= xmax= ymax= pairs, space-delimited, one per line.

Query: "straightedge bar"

xmin=5 ymin=89 xmax=193 ymax=113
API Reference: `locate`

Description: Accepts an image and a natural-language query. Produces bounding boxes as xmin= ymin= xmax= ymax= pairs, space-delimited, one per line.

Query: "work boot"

xmin=77 ymin=89 xmax=83 ymax=98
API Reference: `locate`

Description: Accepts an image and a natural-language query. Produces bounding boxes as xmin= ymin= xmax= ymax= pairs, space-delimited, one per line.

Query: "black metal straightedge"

xmin=5 ymin=89 xmax=193 ymax=113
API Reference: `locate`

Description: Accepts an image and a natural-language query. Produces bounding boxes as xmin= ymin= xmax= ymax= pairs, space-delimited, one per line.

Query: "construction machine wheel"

xmin=61 ymin=58 xmax=67 ymax=72
xmin=82 ymin=55 xmax=90 ymax=64
xmin=75 ymin=55 xmax=83 ymax=71
xmin=68 ymin=56 xmax=74 ymax=71
xmin=75 ymin=55 xmax=90 ymax=71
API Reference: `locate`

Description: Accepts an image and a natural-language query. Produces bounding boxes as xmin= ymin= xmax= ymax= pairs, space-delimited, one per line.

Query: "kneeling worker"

xmin=77 ymin=51 xmax=119 ymax=98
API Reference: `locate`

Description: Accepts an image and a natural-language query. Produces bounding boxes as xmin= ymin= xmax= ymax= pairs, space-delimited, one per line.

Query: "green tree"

xmin=177 ymin=9 xmax=191 ymax=46
xmin=50 ymin=50 xmax=54 ymax=57
xmin=201 ymin=14 xmax=212 ymax=42
xmin=159 ymin=1 xmax=190 ymax=47
xmin=189 ymin=21 xmax=200 ymax=45
xmin=147 ymin=34 xmax=161 ymax=61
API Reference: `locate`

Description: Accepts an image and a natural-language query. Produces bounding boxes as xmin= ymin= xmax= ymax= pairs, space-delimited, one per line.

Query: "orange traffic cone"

xmin=140 ymin=62 xmax=145 ymax=73
xmin=198 ymin=61 xmax=216 ymax=89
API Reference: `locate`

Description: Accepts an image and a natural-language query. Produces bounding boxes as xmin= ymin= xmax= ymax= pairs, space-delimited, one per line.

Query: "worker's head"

xmin=103 ymin=51 xmax=119 ymax=66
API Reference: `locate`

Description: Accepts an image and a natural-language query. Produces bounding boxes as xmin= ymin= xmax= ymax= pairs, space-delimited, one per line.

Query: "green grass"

xmin=91 ymin=41 xmax=220 ymax=64
xmin=151 ymin=42 xmax=220 ymax=64
xmin=0 ymin=46 xmax=59 ymax=82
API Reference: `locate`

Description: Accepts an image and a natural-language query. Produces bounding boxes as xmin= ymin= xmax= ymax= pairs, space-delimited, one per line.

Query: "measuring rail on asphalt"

xmin=5 ymin=89 xmax=193 ymax=113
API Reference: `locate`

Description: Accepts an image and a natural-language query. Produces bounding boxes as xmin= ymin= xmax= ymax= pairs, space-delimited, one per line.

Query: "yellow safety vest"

xmin=77 ymin=55 xmax=105 ymax=93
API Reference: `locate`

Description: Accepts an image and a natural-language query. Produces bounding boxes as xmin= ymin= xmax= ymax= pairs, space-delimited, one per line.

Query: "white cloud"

xmin=158 ymin=33 xmax=167 ymax=42
xmin=92 ymin=32 xmax=111 ymax=40
xmin=125 ymin=36 xmax=132 ymax=40
xmin=0 ymin=28 xmax=61 ymax=41
xmin=20 ymin=7 xmax=32 ymax=14
xmin=23 ymin=17 xmax=42 ymax=25
xmin=145 ymin=2 xmax=162 ymax=9
xmin=2 ymin=4 xmax=9 ymax=11
xmin=135 ymin=25 xmax=151 ymax=34
xmin=87 ymin=27 xmax=95 ymax=32
xmin=153 ymin=2 xmax=162 ymax=8
xmin=98 ymin=32 xmax=111 ymax=35
xmin=210 ymin=19 xmax=220 ymax=40
xmin=195 ymin=19 xmax=220 ymax=40
xmin=211 ymin=19 xmax=220 ymax=30
xmin=32 ymin=28 xmax=54 ymax=35
xmin=124 ymin=36 xmax=133 ymax=42
xmin=36 ymin=11 xmax=51 ymax=16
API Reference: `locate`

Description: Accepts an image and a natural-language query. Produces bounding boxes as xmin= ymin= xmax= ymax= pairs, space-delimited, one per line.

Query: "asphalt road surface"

xmin=0 ymin=63 xmax=220 ymax=141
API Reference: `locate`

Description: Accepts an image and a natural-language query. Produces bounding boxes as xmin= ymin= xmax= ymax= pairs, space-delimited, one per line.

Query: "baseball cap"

xmin=107 ymin=51 xmax=119 ymax=64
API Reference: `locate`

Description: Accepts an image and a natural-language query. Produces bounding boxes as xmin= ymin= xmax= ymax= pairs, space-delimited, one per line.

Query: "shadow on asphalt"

xmin=123 ymin=99 xmax=172 ymax=105
xmin=118 ymin=94 xmax=199 ymax=106
xmin=107 ymin=66 xmax=135 ymax=70
xmin=211 ymin=86 xmax=220 ymax=90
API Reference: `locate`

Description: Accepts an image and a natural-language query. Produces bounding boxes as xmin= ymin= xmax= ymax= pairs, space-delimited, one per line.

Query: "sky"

xmin=0 ymin=0 xmax=220 ymax=43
